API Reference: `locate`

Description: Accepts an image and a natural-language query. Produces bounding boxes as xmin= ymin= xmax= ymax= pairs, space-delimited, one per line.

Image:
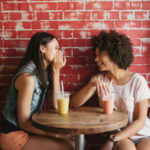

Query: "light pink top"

xmin=95 ymin=73 xmax=150 ymax=140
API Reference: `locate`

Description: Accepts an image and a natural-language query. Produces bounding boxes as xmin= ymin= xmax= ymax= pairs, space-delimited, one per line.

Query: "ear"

xmin=40 ymin=44 xmax=46 ymax=53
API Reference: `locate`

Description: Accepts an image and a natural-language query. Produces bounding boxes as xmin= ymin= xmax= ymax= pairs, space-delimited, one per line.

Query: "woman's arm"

xmin=70 ymin=81 xmax=96 ymax=108
xmin=15 ymin=74 xmax=64 ymax=138
xmin=47 ymin=51 xmax=66 ymax=109
xmin=70 ymin=73 xmax=110 ymax=108
xmin=111 ymin=99 xmax=149 ymax=142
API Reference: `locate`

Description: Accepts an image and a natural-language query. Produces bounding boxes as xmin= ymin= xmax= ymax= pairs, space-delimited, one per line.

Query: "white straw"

xmin=61 ymin=80 xmax=64 ymax=98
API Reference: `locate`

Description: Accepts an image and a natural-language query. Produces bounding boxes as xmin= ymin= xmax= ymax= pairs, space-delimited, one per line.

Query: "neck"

xmin=107 ymin=68 xmax=127 ymax=82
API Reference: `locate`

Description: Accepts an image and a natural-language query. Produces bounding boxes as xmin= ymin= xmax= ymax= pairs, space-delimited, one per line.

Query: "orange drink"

xmin=101 ymin=94 xmax=114 ymax=114
xmin=56 ymin=92 xmax=70 ymax=115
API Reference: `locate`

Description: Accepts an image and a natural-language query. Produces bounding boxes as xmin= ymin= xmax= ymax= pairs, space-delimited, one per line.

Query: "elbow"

xmin=69 ymin=99 xmax=81 ymax=108
xmin=136 ymin=119 xmax=145 ymax=130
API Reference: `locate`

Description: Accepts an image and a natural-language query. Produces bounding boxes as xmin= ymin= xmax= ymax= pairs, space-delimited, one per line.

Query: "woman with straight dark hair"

xmin=0 ymin=32 xmax=74 ymax=150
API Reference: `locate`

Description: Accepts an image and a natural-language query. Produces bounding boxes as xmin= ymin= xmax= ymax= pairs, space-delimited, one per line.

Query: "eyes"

xmin=96 ymin=51 xmax=105 ymax=57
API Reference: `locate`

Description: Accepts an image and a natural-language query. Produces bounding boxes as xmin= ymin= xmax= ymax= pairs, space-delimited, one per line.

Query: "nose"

xmin=95 ymin=56 xmax=98 ymax=63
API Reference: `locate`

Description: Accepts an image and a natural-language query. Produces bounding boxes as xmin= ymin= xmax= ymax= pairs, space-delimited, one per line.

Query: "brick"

xmin=142 ymin=56 xmax=150 ymax=64
xmin=132 ymin=56 xmax=142 ymax=64
xmin=4 ymin=22 xmax=17 ymax=29
xmin=0 ymin=58 xmax=22 ymax=66
xmin=148 ymin=75 xmax=150 ymax=82
xmin=142 ymin=40 xmax=150 ymax=47
xmin=92 ymin=11 xmax=105 ymax=19
xmin=87 ymin=2 xmax=113 ymax=10
xmin=72 ymin=39 xmax=91 ymax=47
xmin=106 ymin=11 xmax=119 ymax=19
xmin=135 ymin=11 xmax=149 ymax=19
xmin=30 ymin=2 xmax=57 ymax=11
xmin=60 ymin=66 xmax=72 ymax=74
xmin=17 ymin=30 xmax=40 ymax=38
xmin=114 ymin=2 xmax=141 ymax=10
xmin=73 ymin=30 xmax=99 ymax=38
xmin=121 ymin=11 xmax=134 ymax=19
xmin=59 ymin=39 xmax=73 ymax=47
xmin=133 ymin=47 xmax=141 ymax=55
xmin=115 ymin=21 xmax=142 ymax=28
xmin=4 ymin=22 xmax=31 ymax=29
xmin=46 ymin=30 xmax=61 ymax=38
xmin=0 ymin=30 xmax=17 ymax=38
xmin=78 ymin=11 xmax=91 ymax=20
xmin=131 ymin=39 xmax=141 ymax=47
xmin=50 ymin=12 xmax=63 ymax=20
xmin=10 ymin=12 xmax=22 ymax=20
xmin=58 ymin=2 xmax=84 ymax=10
xmin=129 ymin=65 xmax=150 ymax=73
xmin=0 ymin=40 xmax=3 ymax=47
xmin=0 ymin=76 xmax=12 ymax=84
xmin=37 ymin=12 xmax=49 ymax=20
xmin=73 ymin=21 xmax=114 ymax=30
xmin=0 ymin=13 xmax=8 ymax=20
xmin=60 ymin=74 xmax=78 ymax=83
xmin=64 ymin=11 xmax=91 ymax=20
xmin=63 ymin=48 xmax=72 ymax=56
xmin=143 ymin=21 xmax=150 ymax=28
xmin=142 ymin=46 xmax=150 ymax=56
xmin=3 ymin=3 xmax=29 ymax=11
xmin=61 ymin=30 xmax=73 ymax=38
xmin=23 ymin=12 xmax=35 ymax=20
xmin=73 ymin=66 xmax=97 ymax=75
xmin=32 ymin=21 xmax=58 ymax=29
xmin=142 ymin=2 xmax=150 ymax=10
xmin=129 ymin=30 xmax=150 ymax=38
xmin=87 ymin=57 xmax=95 ymax=65
xmin=1 ymin=49 xmax=24 ymax=57
xmin=4 ymin=40 xmax=29 ymax=48
xmin=66 ymin=57 xmax=86 ymax=65
xmin=0 ymin=66 xmax=18 ymax=75
xmin=0 ymin=22 xmax=2 ymax=29
xmin=64 ymin=11 xmax=78 ymax=20
xmin=59 ymin=21 xmax=74 ymax=30
xmin=73 ymin=48 xmax=94 ymax=56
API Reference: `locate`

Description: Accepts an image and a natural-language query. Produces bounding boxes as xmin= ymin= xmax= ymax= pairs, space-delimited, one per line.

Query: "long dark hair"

xmin=16 ymin=32 xmax=57 ymax=88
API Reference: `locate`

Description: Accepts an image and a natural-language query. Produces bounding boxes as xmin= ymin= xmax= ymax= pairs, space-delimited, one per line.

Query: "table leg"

xmin=75 ymin=134 xmax=85 ymax=150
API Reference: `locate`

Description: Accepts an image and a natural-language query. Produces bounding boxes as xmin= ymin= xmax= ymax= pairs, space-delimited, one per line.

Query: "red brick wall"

xmin=0 ymin=0 xmax=150 ymax=127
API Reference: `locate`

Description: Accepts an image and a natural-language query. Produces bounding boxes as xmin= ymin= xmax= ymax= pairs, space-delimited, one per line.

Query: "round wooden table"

xmin=31 ymin=107 xmax=128 ymax=150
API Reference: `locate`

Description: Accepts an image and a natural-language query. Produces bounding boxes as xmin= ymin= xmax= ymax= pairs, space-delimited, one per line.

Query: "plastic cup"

xmin=101 ymin=94 xmax=114 ymax=114
xmin=56 ymin=92 xmax=70 ymax=115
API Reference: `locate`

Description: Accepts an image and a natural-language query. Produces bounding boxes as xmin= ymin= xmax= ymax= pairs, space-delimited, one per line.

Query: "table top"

xmin=31 ymin=107 xmax=128 ymax=135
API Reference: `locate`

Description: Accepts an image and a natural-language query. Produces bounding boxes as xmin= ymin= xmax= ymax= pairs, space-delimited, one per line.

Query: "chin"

xmin=98 ymin=67 xmax=107 ymax=72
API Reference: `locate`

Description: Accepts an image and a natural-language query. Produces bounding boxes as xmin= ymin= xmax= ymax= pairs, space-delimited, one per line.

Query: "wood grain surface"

xmin=32 ymin=107 xmax=128 ymax=135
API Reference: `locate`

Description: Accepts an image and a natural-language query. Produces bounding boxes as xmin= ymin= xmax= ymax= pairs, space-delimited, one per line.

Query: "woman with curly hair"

xmin=70 ymin=30 xmax=150 ymax=150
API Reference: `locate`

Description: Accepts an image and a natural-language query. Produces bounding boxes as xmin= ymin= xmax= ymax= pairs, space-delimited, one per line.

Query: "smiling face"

xmin=95 ymin=47 xmax=116 ymax=72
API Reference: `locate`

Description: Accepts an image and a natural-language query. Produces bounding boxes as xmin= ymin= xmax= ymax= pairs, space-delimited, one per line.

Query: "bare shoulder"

xmin=15 ymin=73 xmax=35 ymax=90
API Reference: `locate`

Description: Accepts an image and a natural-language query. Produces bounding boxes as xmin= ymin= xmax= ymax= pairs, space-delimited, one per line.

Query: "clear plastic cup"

xmin=56 ymin=92 xmax=70 ymax=115
xmin=101 ymin=94 xmax=114 ymax=114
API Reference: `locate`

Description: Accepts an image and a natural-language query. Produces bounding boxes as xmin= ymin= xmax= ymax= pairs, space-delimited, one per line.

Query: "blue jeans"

xmin=133 ymin=137 xmax=150 ymax=145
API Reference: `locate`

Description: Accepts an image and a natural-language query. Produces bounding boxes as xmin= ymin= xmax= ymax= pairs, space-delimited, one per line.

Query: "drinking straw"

xmin=61 ymin=80 xmax=64 ymax=98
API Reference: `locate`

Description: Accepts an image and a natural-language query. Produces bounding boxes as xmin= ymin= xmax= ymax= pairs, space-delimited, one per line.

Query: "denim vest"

xmin=3 ymin=61 xmax=48 ymax=127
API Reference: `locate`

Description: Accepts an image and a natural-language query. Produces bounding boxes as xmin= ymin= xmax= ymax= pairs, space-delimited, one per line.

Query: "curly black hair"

xmin=92 ymin=30 xmax=133 ymax=69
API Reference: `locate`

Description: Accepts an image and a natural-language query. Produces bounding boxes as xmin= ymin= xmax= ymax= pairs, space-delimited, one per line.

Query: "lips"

xmin=97 ymin=63 xmax=103 ymax=66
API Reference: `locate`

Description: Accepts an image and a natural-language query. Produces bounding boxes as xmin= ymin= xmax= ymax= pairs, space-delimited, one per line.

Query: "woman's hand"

xmin=101 ymin=140 xmax=114 ymax=150
xmin=90 ymin=74 xmax=112 ymax=97
xmin=52 ymin=51 xmax=66 ymax=72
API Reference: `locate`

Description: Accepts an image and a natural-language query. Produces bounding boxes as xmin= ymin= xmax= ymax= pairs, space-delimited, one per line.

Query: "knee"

xmin=114 ymin=140 xmax=136 ymax=150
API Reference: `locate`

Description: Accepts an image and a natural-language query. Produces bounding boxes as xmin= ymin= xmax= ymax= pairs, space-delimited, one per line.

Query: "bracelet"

xmin=110 ymin=134 xmax=118 ymax=144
